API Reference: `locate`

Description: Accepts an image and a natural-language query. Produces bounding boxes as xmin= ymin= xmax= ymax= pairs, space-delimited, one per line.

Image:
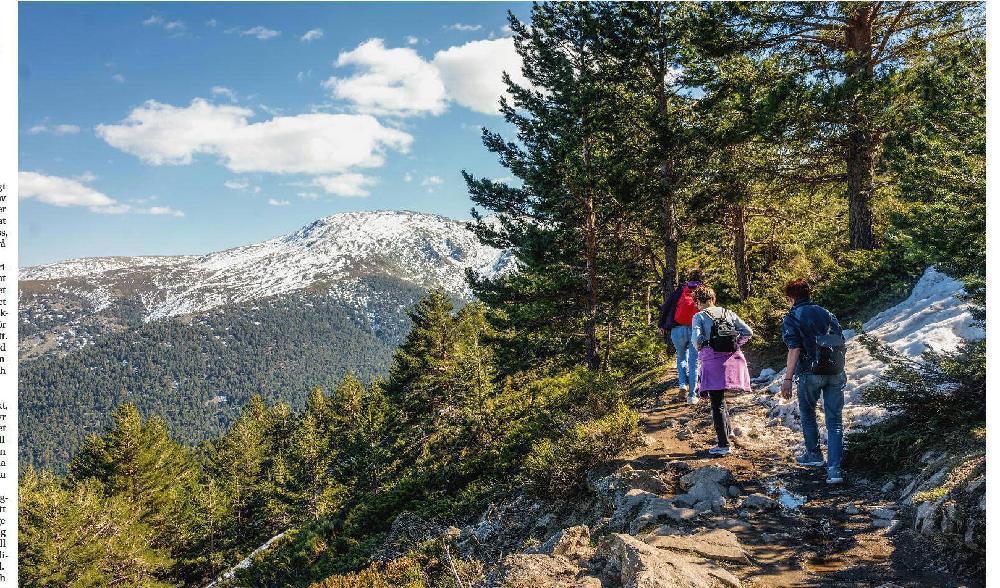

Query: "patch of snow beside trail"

xmin=748 ymin=267 xmax=983 ymax=442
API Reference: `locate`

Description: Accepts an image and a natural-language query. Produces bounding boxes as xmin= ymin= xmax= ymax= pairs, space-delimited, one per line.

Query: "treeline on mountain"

xmin=19 ymin=2 xmax=984 ymax=587
xmin=20 ymin=278 xmax=425 ymax=471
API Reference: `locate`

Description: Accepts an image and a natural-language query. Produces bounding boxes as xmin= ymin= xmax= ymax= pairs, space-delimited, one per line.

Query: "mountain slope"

xmin=19 ymin=211 xmax=513 ymax=470
xmin=20 ymin=210 xmax=514 ymax=359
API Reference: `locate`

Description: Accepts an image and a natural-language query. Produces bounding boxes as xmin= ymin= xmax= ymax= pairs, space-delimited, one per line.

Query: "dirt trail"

xmin=619 ymin=378 xmax=974 ymax=588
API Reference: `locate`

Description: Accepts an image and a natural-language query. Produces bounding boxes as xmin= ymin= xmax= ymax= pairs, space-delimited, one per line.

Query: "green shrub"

xmin=521 ymin=401 xmax=639 ymax=497
xmin=844 ymin=336 xmax=985 ymax=472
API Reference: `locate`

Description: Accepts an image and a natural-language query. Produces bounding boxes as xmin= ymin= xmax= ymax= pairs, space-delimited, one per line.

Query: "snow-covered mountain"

xmin=20 ymin=210 xmax=514 ymax=358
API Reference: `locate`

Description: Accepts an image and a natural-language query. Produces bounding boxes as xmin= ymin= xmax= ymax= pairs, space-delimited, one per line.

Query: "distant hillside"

xmin=19 ymin=211 xmax=514 ymax=469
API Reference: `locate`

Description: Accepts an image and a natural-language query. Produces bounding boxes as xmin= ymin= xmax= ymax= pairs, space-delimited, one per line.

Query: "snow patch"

xmin=755 ymin=267 xmax=983 ymax=440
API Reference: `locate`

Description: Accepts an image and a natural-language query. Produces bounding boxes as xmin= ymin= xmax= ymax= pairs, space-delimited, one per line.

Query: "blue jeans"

xmin=670 ymin=326 xmax=699 ymax=399
xmin=797 ymin=372 xmax=847 ymax=472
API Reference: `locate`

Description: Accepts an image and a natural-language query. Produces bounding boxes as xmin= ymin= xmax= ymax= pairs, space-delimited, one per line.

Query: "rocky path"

xmin=484 ymin=376 xmax=978 ymax=588
xmin=619 ymin=381 xmax=973 ymax=587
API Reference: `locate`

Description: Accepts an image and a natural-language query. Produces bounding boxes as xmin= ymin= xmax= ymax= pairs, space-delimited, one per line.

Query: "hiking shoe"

xmin=709 ymin=446 xmax=732 ymax=456
xmin=687 ymin=395 xmax=700 ymax=405
xmin=827 ymin=468 xmax=845 ymax=485
xmin=795 ymin=452 xmax=826 ymax=467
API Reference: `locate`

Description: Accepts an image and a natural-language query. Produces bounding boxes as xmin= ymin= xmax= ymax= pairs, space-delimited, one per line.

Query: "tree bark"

xmin=581 ymin=126 xmax=600 ymax=370
xmin=733 ymin=203 xmax=751 ymax=300
xmin=844 ymin=4 xmax=877 ymax=250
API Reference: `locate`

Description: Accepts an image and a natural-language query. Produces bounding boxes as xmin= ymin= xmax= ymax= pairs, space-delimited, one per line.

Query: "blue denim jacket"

xmin=781 ymin=300 xmax=843 ymax=375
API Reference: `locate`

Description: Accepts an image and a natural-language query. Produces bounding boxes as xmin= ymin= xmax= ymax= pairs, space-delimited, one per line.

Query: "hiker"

xmin=657 ymin=269 xmax=704 ymax=404
xmin=779 ymin=279 xmax=848 ymax=485
xmin=691 ymin=286 xmax=753 ymax=456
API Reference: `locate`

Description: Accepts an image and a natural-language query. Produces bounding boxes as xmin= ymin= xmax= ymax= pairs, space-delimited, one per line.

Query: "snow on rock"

xmin=20 ymin=211 xmax=516 ymax=353
xmin=751 ymin=267 xmax=983 ymax=440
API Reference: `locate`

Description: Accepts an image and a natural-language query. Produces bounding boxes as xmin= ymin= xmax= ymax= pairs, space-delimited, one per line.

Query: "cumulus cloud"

xmin=267 ymin=198 xmax=291 ymax=206
xmin=300 ymin=28 xmax=324 ymax=42
xmin=27 ymin=123 xmax=80 ymax=135
xmin=406 ymin=36 xmax=419 ymax=45
xmin=432 ymin=37 xmax=529 ymax=114
xmin=18 ymin=171 xmax=183 ymax=216
xmin=324 ymin=39 xmax=447 ymax=117
xmin=311 ymin=173 xmax=376 ymax=197
xmin=96 ymin=98 xmax=413 ymax=174
xmin=19 ymin=171 xmax=115 ymax=207
xmin=447 ymin=23 xmax=482 ymax=31
xmin=239 ymin=26 xmax=280 ymax=40
xmin=326 ymin=37 xmax=527 ymax=117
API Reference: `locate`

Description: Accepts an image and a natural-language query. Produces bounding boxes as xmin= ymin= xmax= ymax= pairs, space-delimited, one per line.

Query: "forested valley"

xmin=20 ymin=3 xmax=985 ymax=587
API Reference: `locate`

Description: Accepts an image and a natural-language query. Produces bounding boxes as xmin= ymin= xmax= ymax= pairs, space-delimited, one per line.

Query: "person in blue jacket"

xmin=780 ymin=278 xmax=848 ymax=485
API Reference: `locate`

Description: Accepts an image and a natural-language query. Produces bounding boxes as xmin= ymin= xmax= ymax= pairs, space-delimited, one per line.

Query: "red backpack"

xmin=673 ymin=285 xmax=698 ymax=326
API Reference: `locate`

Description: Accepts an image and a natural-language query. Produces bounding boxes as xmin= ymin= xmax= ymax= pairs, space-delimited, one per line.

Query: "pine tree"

xmin=726 ymin=1 xmax=984 ymax=250
xmin=68 ymin=402 xmax=197 ymax=556
xmin=20 ymin=468 xmax=174 ymax=587
xmin=464 ymin=3 xmax=640 ymax=370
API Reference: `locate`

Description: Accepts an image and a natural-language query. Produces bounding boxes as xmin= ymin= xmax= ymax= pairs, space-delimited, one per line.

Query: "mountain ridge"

xmin=20 ymin=209 xmax=512 ymax=359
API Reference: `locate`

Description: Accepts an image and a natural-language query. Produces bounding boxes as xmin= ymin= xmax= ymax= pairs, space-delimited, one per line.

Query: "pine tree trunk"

xmin=655 ymin=54 xmax=679 ymax=302
xmin=659 ymin=161 xmax=679 ymax=303
xmin=580 ymin=120 xmax=600 ymax=370
xmin=844 ymin=5 xmax=877 ymax=250
xmin=733 ymin=203 xmax=751 ymax=300
xmin=583 ymin=189 xmax=600 ymax=370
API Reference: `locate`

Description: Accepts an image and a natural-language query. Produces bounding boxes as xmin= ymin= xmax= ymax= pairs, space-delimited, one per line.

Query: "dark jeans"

xmin=703 ymin=389 xmax=732 ymax=447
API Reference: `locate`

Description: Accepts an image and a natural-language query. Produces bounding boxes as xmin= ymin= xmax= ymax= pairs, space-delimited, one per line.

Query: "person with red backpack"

xmin=657 ymin=269 xmax=704 ymax=403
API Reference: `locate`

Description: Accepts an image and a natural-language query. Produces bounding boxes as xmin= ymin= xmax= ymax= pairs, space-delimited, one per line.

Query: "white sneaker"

xmin=709 ymin=446 xmax=732 ymax=456
xmin=687 ymin=395 xmax=699 ymax=404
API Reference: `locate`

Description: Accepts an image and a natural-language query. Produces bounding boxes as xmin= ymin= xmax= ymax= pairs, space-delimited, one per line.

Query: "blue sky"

xmin=19 ymin=2 xmax=531 ymax=266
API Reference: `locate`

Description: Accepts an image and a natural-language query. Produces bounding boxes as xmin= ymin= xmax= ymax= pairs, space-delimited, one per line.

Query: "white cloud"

xmin=97 ymin=98 xmax=413 ymax=175
xmin=224 ymin=179 xmax=250 ymax=190
xmin=297 ymin=70 xmax=312 ymax=82
xmin=403 ymin=172 xmax=413 ymax=182
xmin=325 ymin=36 xmax=528 ymax=117
xmin=27 ymin=123 xmax=80 ymax=135
xmin=447 ymin=23 xmax=482 ymax=32
xmin=432 ymin=37 xmax=528 ymax=114
xmin=421 ymin=175 xmax=444 ymax=187
xmin=206 ymin=19 xmax=218 ymax=28
xmin=267 ymin=198 xmax=291 ymax=206
xmin=112 ymin=73 xmax=126 ymax=83
xmin=75 ymin=171 xmax=98 ymax=182
xmin=312 ymin=173 xmax=375 ymax=197
xmin=297 ymin=191 xmax=320 ymax=200
xmin=406 ymin=36 xmax=419 ymax=45
xmin=143 ymin=15 xmax=185 ymax=33
xmin=18 ymin=171 xmax=184 ymax=216
xmin=300 ymin=29 xmax=324 ymax=42
xmin=240 ymin=26 xmax=281 ymax=40
xmin=19 ymin=171 xmax=115 ymax=207
xmin=324 ymin=38 xmax=447 ymax=117
xmin=211 ymin=86 xmax=238 ymax=101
